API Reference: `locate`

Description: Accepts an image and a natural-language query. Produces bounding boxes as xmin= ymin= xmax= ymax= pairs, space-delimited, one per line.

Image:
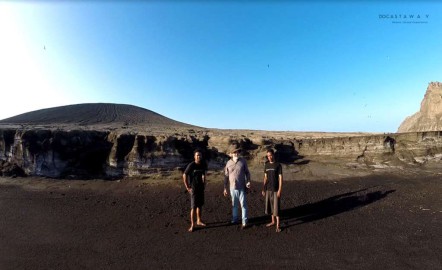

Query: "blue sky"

xmin=1 ymin=1 xmax=441 ymax=132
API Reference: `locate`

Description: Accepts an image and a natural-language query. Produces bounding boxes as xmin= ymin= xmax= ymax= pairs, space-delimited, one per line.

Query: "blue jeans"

xmin=230 ymin=188 xmax=248 ymax=225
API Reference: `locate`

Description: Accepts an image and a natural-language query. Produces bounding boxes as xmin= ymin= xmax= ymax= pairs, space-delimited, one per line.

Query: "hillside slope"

xmin=0 ymin=103 xmax=195 ymax=128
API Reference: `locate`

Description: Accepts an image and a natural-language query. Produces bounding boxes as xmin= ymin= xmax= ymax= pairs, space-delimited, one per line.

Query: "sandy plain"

xmin=1 ymin=172 xmax=441 ymax=270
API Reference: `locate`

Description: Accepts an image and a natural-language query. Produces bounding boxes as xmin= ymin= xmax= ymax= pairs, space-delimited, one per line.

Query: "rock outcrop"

xmin=1 ymin=127 xmax=442 ymax=179
xmin=398 ymin=82 xmax=442 ymax=132
xmin=2 ymin=102 xmax=442 ymax=180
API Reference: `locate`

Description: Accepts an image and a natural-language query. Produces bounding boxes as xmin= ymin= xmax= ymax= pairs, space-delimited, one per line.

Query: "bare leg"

xmin=196 ymin=207 xmax=206 ymax=226
xmin=188 ymin=209 xmax=194 ymax=232
xmin=266 ymin=215 xmax=276 ymax=227
xmin=276 ymin=216 xmax=281 ymax=232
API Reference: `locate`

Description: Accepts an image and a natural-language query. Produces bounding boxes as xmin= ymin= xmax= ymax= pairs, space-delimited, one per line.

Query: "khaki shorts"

xmin=265 ymin=191 xmax=280 ymax=216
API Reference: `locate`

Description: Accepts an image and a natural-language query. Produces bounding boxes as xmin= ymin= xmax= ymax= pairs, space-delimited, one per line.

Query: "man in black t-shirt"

xmin=183 ymin=150 xmax=207 ymax=232
xmin=262 ymin=149 xmax=283 ymax=232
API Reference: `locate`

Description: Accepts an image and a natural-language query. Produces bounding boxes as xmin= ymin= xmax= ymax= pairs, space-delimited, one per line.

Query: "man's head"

xmin=194 ymin=150 xmax=202 ymax=164
xmin=229 ymin=146 xmax=241 ymax=162
xmin=266 ymin=149 xmax=275 ymax=163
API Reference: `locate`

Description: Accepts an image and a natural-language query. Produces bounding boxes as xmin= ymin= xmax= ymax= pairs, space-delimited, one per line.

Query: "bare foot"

xmin=266 ymin=222 xmax=275 ymax=227
xmin=197 ymin=222 xmax=206 ymax=227
xmin=188 ymin=226 xmax=194 ymax=232
xmin=276 ymin=227 xmax=281 ymax=233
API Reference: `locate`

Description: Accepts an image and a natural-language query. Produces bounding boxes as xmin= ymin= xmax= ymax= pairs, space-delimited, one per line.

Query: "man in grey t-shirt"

xmin=223 ymin=146 xmax=251 ymax=228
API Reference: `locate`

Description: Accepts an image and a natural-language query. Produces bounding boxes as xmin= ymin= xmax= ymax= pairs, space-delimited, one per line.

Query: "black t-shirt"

xmin=264 ymin=162 xmax=282 ymax=192
xmin=184 ymin=161 xmax=207 ymax=190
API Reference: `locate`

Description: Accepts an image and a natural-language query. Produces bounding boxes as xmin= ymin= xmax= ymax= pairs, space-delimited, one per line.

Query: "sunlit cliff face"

xmin=398 ymin=82 xmax=442 ymax=133
xmin=421 ymin=82 xmax=442 ymax=116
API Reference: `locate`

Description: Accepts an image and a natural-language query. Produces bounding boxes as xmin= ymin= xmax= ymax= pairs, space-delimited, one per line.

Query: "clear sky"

xmin=1 ymin=0 xmax=441 ymax=132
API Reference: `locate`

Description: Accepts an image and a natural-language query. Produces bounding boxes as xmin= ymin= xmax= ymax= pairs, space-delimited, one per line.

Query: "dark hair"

xmin=194 ymin=149 xmax=203 ymax=155
xmin=266 ymin=149 xmax=275 ymax=155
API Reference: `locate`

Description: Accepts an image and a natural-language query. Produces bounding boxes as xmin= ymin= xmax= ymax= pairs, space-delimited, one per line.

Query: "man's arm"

xmin=183 ymin=164 xmax=192 ymax=193
xmin=223 ymin=163 xmax=229 ymax=196
xmin=244 ymin=160 xmax=251 ymax=188
xmin=277 ymin=174 xmax=283 ymax=198
xmin=262 ymin=173 xmax=267 ymax=197
xmin=183 ymin=173 xmax=191 ymax=193
xmin=277 ymin=165 xmax=283 ymax=198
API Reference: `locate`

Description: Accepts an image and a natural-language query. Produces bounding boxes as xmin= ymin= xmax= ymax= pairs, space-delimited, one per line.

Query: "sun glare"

xmin=0 ymin=4 xmax=70 ymax=119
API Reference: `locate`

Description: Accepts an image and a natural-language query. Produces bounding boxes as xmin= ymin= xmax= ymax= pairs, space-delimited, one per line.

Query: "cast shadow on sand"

xmin=248 ymin=188 xmax=396 ymax=229
xmin=189 ymin=188 xmax=395 ymax=232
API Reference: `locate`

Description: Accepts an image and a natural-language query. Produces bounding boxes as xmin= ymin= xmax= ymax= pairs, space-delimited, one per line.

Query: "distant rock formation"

xmin=398 ymin=82 xmax=442 ymax=132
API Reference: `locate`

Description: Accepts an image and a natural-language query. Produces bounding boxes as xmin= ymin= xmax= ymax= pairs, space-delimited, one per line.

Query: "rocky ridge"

xmin=1 ymin=103 xmax=442 ymax=180
xmin=398 ymin=82 xmax=442 ymax=132
xmin=1 ymin=126 xmax=442 ymax=180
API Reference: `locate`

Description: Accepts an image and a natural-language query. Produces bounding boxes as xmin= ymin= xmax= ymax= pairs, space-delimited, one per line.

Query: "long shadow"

xmin=248 ymin=188 xmax=395 ymax=229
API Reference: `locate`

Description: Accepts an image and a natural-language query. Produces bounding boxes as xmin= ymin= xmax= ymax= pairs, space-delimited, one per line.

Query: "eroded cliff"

xmin=1 ymin=127 xmax=441 ymax=180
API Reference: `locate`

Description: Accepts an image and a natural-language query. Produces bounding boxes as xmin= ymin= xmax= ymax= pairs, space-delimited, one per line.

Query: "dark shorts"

xmin=190 ymin=188 xmax=204 ymax=209
xmin=265 ymin=191 xmax=280 ymax=216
